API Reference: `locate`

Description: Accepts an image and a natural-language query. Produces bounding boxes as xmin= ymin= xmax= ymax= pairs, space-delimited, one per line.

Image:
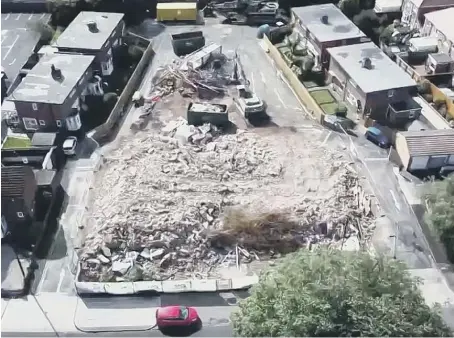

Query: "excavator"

xmin=208 ymin=0 xmax=289 ymax=25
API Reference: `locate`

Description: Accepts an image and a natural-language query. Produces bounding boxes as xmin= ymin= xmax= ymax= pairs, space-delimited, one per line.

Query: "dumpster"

xmin=187 ymin=102 xmax=229 ymax=127
xmin=171 ymin=31 xmax=206 ymax=56
xmin=157 ymin=2 xmax=198 ymax=21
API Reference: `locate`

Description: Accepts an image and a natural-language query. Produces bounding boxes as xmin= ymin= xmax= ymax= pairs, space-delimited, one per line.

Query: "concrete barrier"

xmin=261 ymin=35 xmax=325 ymax=124
xmin=75 ymin=276 xmax=257 ymax=295
xmin=90 ymin=34 xmax=156 ymax=142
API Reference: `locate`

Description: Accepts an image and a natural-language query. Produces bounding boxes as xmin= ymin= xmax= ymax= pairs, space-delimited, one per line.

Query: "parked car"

xmin=365 ymin=127 xmax=390 ymax=148
xmin=63 ymin=136 xmax=78 ymax=156
xmin=156 ymin=306 xmax=202 ymax=333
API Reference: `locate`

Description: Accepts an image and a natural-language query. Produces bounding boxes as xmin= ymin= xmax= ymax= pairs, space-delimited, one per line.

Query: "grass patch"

xmin=320 ymin=102 xmax=339 ymax=115
xmin=310 ymin=90 xmax=335 ymax=105
xmin=2 ymin=136 xmax=31 ymax=149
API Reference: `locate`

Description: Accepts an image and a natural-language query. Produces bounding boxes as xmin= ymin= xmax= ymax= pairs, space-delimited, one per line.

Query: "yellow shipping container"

xmin=157 ymin=2 xmax=198 ymax=21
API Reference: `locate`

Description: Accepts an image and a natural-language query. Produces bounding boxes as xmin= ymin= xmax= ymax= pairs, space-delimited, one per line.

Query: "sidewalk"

xmin=1 ymin=293 xmax=235 ymax=335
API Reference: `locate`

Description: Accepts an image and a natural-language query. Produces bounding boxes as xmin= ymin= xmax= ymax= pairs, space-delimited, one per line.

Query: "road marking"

xmin=56 ymin=268 xmax=66 ymax=293
xmin=364 ymin=157 xmax=388 ymax=162
xmin=40 ymin=13 xmax=46 ymax=20
xmin=390 ymin=190 xmax=401 ymax=211
xmin=260 ymin=71 xmax=266 ymax=83
xmin=250 ymin=72 xmax=255 ymax=91
xmin=9 ymin=58 xmax=16 ymax=65
xmin=5 ymin=13 xmax=11 ymax=20
xmin=321 ymin=131 xmax=332 ymax=146
xmin=28 ymin=14 xmax=34 ymax=20
xmin=15 ymin=13 xmax=22 ymax=20
xmin=275 ymin=89 xmax=287 ymax=108
xmin=3 ymin=35 xmax=19 ymax=60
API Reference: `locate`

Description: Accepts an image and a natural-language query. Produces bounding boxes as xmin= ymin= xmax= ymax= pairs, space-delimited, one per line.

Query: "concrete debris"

xmin=79 ymin=120 xmax=376 ymax=282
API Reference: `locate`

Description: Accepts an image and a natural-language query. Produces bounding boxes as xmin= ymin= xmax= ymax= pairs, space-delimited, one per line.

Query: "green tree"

xmin=426 ymin=175 xmax=454 ymax=262
xmin=231 ymin=248 xmax=451 ymax=337
xmin=338 ymin=0 xmax=360 ymax=18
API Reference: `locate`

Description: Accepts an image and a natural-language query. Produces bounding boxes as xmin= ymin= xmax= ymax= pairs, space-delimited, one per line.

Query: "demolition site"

xmin=77 ymin=31 xmax=376 ymax=283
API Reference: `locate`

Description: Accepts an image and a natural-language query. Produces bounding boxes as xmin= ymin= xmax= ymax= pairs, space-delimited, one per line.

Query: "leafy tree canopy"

xmin=231 ymin=248 xmax=451 ymax=337
xmin=426 ymin=175 xmax=454 ymax=262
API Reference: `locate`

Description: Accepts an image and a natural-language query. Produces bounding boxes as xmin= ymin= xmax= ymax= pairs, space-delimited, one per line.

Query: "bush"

xmin=231 ymin=248 xmax=451 ymax=337
xmin=426 ymin=175 xmax=454 ymax=262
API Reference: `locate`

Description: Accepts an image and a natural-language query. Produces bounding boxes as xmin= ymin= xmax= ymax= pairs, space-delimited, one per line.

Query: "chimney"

xmin=361 ymin=57 xmax=373 ymax=70
xmin=321 ymin=15 xmax=329 ymax=24
xmin=87 ymin=21 xmax=99 ymax=33
xmin=51 ymin=64 xmax=63 ymax=81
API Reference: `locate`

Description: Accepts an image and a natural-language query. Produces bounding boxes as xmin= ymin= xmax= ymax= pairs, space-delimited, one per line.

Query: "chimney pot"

xmin=87 ymin=21 xmax=99 ymax=33
xmin=321 ymin=15 xmax=329 ymax=24
xmin=51 ymin=64 xmax=63 ymax=80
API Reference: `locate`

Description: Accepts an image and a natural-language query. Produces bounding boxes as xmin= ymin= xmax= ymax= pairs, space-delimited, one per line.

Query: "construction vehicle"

xmin=156 ymin=2 xmax=198 ymax=22
xmin=212 ymin=0 xmax=288 ymax=25
xmin=234 ymin=85 xmax=266 ymax=118
xmin=187 ymin=102 xmax=230 ymax=127
xmin=171 ymin=31 xmax=206 ymax=57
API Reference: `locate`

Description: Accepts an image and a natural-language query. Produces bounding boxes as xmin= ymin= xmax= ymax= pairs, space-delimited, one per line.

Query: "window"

xmin=17 ymin=212 xmax=24 ymax=218
xmin=23 ymin=117 xmax=38 ymax=130
xmin=178 ymin=307 xmax=189 ymax=320
xmin=32 ymin=103 xmax=38 ymax=110
xmin=39 ymin=120 xmax=46 ymax=126
xmin=388 ymin=89 xmax=395 ymax=98
xmin=56 ymin=120 xmax=62 ymax=127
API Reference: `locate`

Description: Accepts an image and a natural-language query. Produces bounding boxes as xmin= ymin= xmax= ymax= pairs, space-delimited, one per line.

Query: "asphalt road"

xmin=3 ymin=325 xmax=233 ymax=337
xmin=1 ymin=13 xmax=51 ymax=85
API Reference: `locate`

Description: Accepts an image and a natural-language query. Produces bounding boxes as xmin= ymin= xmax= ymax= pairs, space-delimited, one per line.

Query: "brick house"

xmin=7 ymin=53 xmax=95 ymax=132
xmin=401 ymin=0 xmax=454 ymax=29
xmin=291 ymin=4 xmax=370 ymax=69
xmin=327 ymin=42 xmax=420 ymax=125
xmin=52 ymin=11 xmax=125 ymax=77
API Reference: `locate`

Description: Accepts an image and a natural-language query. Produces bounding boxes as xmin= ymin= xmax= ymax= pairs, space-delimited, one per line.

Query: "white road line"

xmin=3 ymin=35 xmax=19 ymax=61
xmin=28 ymin=14 xmax=34 ymax=20
xmin=40 ymin=13 xmax=46 ymax=20
xmin=321 ymin=131 xmax=332 ymax=146
xmin=15 ymin=13 xmax=22 ymax=20
xmin=250 ymin=72 xmax=255 ymax=91
xmin=275 ymin=89 xmax=287 ymax=108
xmin=260 ymin=71 xmax=266 ymax=83
xmin=56 ymin=268 xmax=66 ymax=293
xmin=390 ymin=190 xmax=401 ymax=211
xmin=9 ymin=58 xmax=16 ymax=65
xmin=5 ymin=13 xmax=11 ymax=20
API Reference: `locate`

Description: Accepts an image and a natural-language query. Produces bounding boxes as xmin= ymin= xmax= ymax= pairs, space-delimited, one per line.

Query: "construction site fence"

xmin=90 ymin=34 xmax=155 ymax=142
xmin=262 ymin=35 xmax=325 ymax=124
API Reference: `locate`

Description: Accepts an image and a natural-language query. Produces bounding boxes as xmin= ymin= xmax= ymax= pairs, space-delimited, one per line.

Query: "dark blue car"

xmin=365 ymin=127 xmax=390 ymax=148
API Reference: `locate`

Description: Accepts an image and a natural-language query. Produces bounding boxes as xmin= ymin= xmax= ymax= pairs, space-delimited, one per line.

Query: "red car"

xmin=156 ymin=306 xmax=202 ymax=332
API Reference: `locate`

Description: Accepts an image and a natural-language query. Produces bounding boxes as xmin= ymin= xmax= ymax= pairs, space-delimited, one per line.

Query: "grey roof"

xmin=425 ymin=8 xmax=454 ymax=43
xmin=31 ymin=132 xmax=56 ymax=146
xmin=53 ymin=11 xmax=124 ymax=51
xmin=429 ymin=53 xmax=453 ymax=64
xmin=292 ymin=4 xmax=366 ymax=43
xmin=34 ymin=169 xmax=56 ymax=186
xmin=9 ymin=53 xmax=95 ymax=104
xmin=327 ymin=42 xmax=417 ymax=93
xmin=400 ymin=129 xmax=454 ymax=156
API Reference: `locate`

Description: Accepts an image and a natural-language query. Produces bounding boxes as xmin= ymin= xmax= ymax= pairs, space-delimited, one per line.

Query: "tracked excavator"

xmin=210 ymin=0 xmax=288 ymax=25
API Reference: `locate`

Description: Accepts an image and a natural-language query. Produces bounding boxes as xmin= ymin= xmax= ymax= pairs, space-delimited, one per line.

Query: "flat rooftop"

xmin=292 ymin=4 xmax=367 ymax=43
xmin=1 ymin=13 xmax=51 ymax=82
xmin=10 ymin=53 xmax=95 ymax=104
xmin=425 ymin=8 xmax=454 ymax=44
xmin=328 ymin=42 xmax=416 ymax=93
xmin=53 ymin=11 xmax=124 ymax=51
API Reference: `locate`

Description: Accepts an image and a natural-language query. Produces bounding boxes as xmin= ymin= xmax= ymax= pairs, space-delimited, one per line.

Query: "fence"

xmin=262 ymin=35 xmax=325 ymax=124
xmin=90 ymin=34 xmax=155 ymax=142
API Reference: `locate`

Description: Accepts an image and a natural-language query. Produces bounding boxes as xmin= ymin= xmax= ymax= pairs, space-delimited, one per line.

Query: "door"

xmin=427 ymin=155 xmax=447 ymax=169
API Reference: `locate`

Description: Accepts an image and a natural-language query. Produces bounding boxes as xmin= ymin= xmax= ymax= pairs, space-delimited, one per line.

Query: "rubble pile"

xmin=79 ymin=122 xmax=375 ymax=282
xmin=147 ymin=51 xmax=240 ymax=101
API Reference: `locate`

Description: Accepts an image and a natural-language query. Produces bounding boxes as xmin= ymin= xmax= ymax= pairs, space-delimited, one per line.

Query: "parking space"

xmin=1 ymin=13 xmax=50 ymax=85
